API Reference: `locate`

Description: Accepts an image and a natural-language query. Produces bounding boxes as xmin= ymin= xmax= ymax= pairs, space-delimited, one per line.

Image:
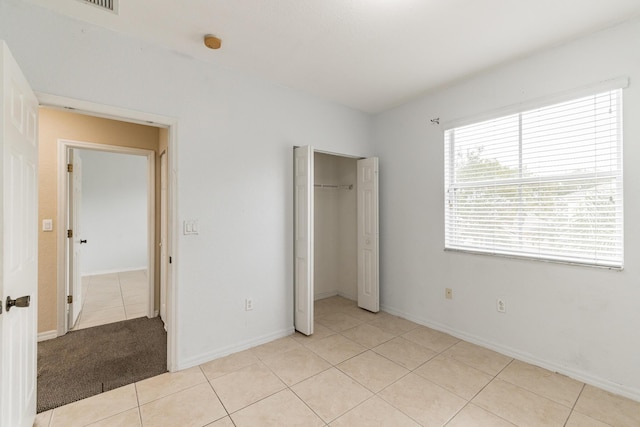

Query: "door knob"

xmin=6 ymin=295 xmax=30 ymax=312
xmin=80 ymin=239 xmax=87 ymax=244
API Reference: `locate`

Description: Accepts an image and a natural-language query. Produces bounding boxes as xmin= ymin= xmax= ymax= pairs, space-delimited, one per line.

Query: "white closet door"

xmin=357 ymin=157 xmax=379 ymax=312
xmin=293 ymin=146 xmax=314 ymax=335
xmin=0 ymin=40 xmax=38 ymax=427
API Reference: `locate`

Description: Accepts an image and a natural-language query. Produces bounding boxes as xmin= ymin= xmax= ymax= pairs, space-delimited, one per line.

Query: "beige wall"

xmin=38 ymin=108 xmax=160 ymax=334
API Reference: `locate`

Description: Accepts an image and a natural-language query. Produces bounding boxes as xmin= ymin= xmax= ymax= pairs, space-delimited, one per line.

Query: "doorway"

xmin=65 ymin=147 xmax=153 ymax=331
xmin=36 ymin=100 xmax=177 ymax=372
xmin=293 ymin=146 xmax=380 ymax=335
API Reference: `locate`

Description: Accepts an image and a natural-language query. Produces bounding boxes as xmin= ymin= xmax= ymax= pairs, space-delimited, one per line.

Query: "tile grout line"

xmin=199 ymin=365 xmax=236 ymax=426
xmin=440 ymin=356 xmax=518 ymax=426
xmin=314 ymin=306 xmax=517 ymax=425
xmin=133 ymin=382 xmax=143 ymax=426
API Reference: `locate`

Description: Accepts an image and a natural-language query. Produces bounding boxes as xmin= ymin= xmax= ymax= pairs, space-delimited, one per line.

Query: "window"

xmin=444 ymin=89 xmax=623 ymax=268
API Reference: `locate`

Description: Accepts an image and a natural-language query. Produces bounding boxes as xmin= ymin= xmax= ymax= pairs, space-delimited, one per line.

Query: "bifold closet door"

xmin=293 ymin=146 xmax=314 ymax=335
xmin=357 ymin=157 xmax=379 ymax=312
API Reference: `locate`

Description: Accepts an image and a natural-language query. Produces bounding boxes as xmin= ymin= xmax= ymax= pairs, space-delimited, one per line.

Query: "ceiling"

xmin=23 ymin=0 xmax=640 ymax=113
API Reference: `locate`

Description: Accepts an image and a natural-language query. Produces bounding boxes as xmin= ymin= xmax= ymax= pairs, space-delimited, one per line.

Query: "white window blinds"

xmin=444 ymin=89 xmax=623 ymax=268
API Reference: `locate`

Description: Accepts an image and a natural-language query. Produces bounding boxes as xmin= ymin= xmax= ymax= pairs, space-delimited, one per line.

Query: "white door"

xmin=357 ymin=157 xmax=379 ymax=312
xmin=0 ymin=41 xmax=38 ymax=427
xmin=160 ymin=151 xmax=167 ymax=327
xmin=293 ymin=146 xmax=314 ymax=335
xmin=67 ymin=148 xmax=83 ymax=328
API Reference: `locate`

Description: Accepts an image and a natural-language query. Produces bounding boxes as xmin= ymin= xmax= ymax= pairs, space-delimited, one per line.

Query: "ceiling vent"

xmin=80 ymin=0 xmax=118 ymax=13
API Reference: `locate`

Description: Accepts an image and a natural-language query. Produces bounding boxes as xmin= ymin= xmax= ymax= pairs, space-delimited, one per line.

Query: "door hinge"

xmin=67 ymin=229 xmax=73 ymax=238
xmin=67 ymin=295 xmax=73 ymax=304
xmin=67 ymin=163 xmax=73 ymax=172
xmin=169 ymin=256 xmax=172 ymax=264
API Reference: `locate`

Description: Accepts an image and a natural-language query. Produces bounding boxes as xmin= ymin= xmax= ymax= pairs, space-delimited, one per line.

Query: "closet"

xmin=294 ymin=146 xmax=379 ymax=336
xmin=314 ymin=152 xmax=358 ymax=300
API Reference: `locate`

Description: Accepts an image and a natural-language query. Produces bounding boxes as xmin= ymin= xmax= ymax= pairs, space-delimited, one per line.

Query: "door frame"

xmin=38 ymin=92 xmax=179 ymax=372
xmin=59 ymin=141 xmax=156 ymax=330
xmin=293 ymin=146 xmax=379 ymax=334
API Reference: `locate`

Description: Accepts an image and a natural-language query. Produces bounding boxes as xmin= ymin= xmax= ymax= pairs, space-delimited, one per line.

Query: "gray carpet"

xmin=37 ymin=316 xmax=167 ymax=413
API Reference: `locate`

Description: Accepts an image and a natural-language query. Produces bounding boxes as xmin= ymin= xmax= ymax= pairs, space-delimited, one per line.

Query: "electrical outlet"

xmin=445 ymin=288 xmax=453 ymax=299
xmin=496 ymin=298 xmax=506 ymax=313
xmin=245 ymin=298 xmax=254 ymax=311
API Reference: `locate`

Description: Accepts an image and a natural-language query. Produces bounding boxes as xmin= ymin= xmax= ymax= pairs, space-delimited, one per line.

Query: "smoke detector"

xmin=204 ymin=35 xmax=222 ymax=50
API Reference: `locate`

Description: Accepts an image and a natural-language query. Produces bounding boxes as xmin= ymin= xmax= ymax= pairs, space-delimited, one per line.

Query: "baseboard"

xmin=380 ymin=302 xmax=640 ymax=403
xmin=81 ymin=266 xmax=148 ymax=277
xmin=337 ymin=291 xmax=356 ymax=301
xmin=176 ymin=326 xmax=295 ymax=371
xmin=314 ymin=291 xmax=338 ymax=300
xmin=315 ymin=291 xmax=356 ymax=301
xmin=38 ymin=330 xmax=58 ymax=342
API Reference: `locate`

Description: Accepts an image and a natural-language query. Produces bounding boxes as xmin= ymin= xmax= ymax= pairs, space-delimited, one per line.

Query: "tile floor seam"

xmin=336 ymin=329 xmax=397 ymax=349
xmin=139 ymin=380 xmax=211 ymax=408
xmin=136 ymin=406 xmax=143 ymax=427
xmin=474 ymin=377 xmax=577 ymax=427
xmin=373 ymin=386 xmax=425 ymax=427
xmin=75 ymin=406 xmax=137 ymax=427
xmin=207 ymin=381 xmax=234 ymax=421
xmin=429 ymin=350 xmax=514 ymax=423
xmin=413 ymin=367 xmax=488 ymax=403
xmin=133 ymin=382 xmax=141 ymax=408
xmin=335 ymin=358 xmax=413 ymax=395
xmin=441 ymin=401 xmax=469 ymax=427
xmin=442 ymin=401 xmax=516 ymax=427
xmin=496 ymin=374 xmax=584 ymax=410
xmin=224 ymin=386 xmax=287 ymax=417
xmin=205 ymin=381 xmax=231 ymax=420
xmin=467 ymin=377 xmax=514 ymax=423
xmin=117 ymin=274 xmax=125 ymax=311
xmin=493 ymin=354 xmax=586 ymax=413
xmin=569 ymin=382 xmax=586 ymax=413
xmin=287 ymin=385 xmax=330 ymax=425
xmin=563 ymin=383 xmax=607 ymax=427
xmin=442 ymin=402 xmax=469 ymax=427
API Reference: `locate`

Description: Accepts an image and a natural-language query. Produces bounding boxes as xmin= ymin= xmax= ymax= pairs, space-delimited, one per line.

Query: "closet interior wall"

xmin=314 ymin=152 xmax=358 ymax=300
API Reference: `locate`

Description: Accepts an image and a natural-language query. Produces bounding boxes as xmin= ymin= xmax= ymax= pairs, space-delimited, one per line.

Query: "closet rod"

xmin=314 ymin=183 xmax=353 ymax=190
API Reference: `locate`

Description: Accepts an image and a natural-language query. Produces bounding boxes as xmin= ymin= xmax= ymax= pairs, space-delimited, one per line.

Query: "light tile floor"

xmin=36 ymin=296 xmax=640 ymax=427
xmin=72 ymin=270 xmax=149 ymax=330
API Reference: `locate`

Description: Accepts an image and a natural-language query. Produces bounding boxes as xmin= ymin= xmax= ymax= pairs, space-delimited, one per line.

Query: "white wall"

xmin=0 ymin=1 xmax=371 ymax=367
xmin=372 ymin=19 xmax=640 ymax=400
xmin=80 ymin=150 xmax=148 ymax=275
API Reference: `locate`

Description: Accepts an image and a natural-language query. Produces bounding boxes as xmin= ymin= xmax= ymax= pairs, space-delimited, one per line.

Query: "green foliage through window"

xmin=444 ymin=89 xmax=623 ymax=268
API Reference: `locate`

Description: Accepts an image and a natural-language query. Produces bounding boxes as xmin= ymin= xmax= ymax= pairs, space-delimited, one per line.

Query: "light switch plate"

xmin=43 ymin=219 xmax=53 ymax=232
xmin=183 ymin=220 xmax=199 ymax=235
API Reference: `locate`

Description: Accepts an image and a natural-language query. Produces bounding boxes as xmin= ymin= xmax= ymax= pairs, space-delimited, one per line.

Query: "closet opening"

xmin=293 ymin=146 xmax=379 ymax=335
xmin=314 ymin=152 xmax=359 ymax=301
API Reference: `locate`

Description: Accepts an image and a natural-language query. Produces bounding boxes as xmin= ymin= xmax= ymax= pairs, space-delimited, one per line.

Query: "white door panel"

xmin=68 ymin=149 xmax=83 ymax=328
xmin=357 ymin=157 xmax=379 ymax=312
xmin=0 ymin=40 xmax=38 ymax=427
xmin=160 ymin=151 xmax=168 ymax=328
xmin=293 ymin=146 xmax=313 ymax=335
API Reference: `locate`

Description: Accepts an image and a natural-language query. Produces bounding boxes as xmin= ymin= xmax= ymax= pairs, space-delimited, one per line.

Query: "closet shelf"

xmin=314 ymin=183 xmax=353 ymax=190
